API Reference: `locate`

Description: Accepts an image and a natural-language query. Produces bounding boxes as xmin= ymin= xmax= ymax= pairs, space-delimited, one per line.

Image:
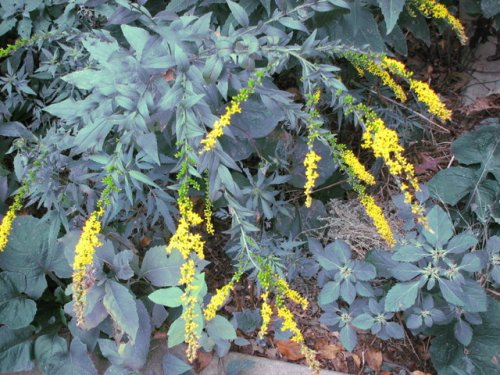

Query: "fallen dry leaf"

xmin=275 ymin=340 xmax=305 ymax=361
xmin=318 ymin=344 xmax=342 ymax=360
xmin=366 ymin=348 xmax=383 ymax=372
xmin=411 ymin=371 xmax=431 ymax=375
xmin=351 ymin=353 xmax=361 ymax=368
xmin=415 ymin=153 xmax=440 ymax=175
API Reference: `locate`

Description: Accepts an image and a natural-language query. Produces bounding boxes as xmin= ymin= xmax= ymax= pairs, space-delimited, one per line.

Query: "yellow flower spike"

xmin=360 ymin=194 xmax=395 ymax=246
xmin=411 ymin=0 xmax=467 ymax=45
xmin=258 ymin=292 xmax=272 ymax=338
xmin=179 ymin=259 xmax=197 ymax=285
xmin=340 ymin=149 xmax=376 ymax=186
xmin=381 ymin=56 xmax=413 ymax=79
xmin=301 ymin=344 xmax=321 ymax=375
xmin=409 ymin=79 xmax=452 ymax=121
xmin=277 ymin=306 xmax=304 ymax=343
xmin=72 ymin=206 xmax=105 ymax=327
xmin=275 ymin=277 xmax=309 ymax=310
xmin=0 ymin=209 xmax=17 ymax=252
xmin=204 ymin=281 xmax=235 ymax=321
xmin=200 ymin=72 xmax=264 ymax=153
xmin=303 ymin=150 xmax=321 ymax=208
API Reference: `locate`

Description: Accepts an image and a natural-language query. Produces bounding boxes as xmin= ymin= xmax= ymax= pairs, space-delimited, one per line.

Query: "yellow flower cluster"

xmin=304 ymin=150 xmax=321 ymax=208
xmin=0 ymin=209 xmax=17 ymax=252
xmin=411 ymin=0 xmax=467 ymax=45
xmin=0 ymin=175 xmax=31 ymax=252
xmin=277 ymin=306 xmax=304 ymax=343
xmin=360 ymin=195 xmax=395 ymax=246
xmin=203 ymin=282 xmax=233 ymax=321
xmin=258 ymin=292 xmax=272 ymax=338
xmin=340 ymin=149 xmax=376 ymax=186
xmin=345 ymin=52 xmax=452 ymax=121
xmin=344 ymin=52 xmax=407 ymax=102
xmin=166 ymin=197 xmax=205 ymax=260
xmin=204 ymin=177 xmax=215 ymax=235
xmin=72 ymin=206 xmax=105 ymax=327
xmin=409 ymin=79 xmax=452 ymax=121
xmin=301 ymin=344 xmax=321 ymax=375
xmin=200 ymin=71 xmax=264 ymax=153
xmin=276 ymin=277 xmax=309 ymax=310
xmin=178 ymin=259 xmax=202 ymax=362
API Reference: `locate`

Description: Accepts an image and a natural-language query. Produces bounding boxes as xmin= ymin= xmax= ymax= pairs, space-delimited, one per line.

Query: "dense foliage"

xmin=1 ymin=0 xmax=499 ymax=374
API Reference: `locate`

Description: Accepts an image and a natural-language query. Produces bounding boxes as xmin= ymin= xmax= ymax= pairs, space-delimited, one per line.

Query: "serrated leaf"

xmin=391 ymin=263 xmax=422 ymax=281
xmin=385 ymin=280 xmax=421 ymax=311
xmin=148 ymin=287 xmax=183 ymax=307
xmin=129 ymin=170 xmax=160 ymax=189
xmin=103 ymin=281 xmax=139 ymax=343
xmin=428 ymin=167 xmax=476 ymax=205
xmin=422 ymin=205 xmax=454 ymax=246
xmin=352 ymin=313 xmax=374 ymax=330
xmin=438 ymin=279 xmax=465 ymax=306
xmin=392 ymin=244 xmax=429 ymax=262
xmin=447 ymin=232 xmax=478 ymax=254
xmin=43 ymin=338 xmax=97 ymax=375
xmin=318 ymin=281 xmax=341 ymax=305
xmin=121 ymin=25 xmax=150 ymax=60
xmin=339 ymin=325 xmax=357 ymax=352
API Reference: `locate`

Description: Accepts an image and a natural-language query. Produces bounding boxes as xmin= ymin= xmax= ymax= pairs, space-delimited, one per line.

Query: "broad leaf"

xmin=148 ymin=287 xmax=183 ymax=307
xmin=0 ymin=216 xmax=72 ymax=299
xmin=385 ymin=280 xmax=421 ymax=311
xmin=206 ymin=315 xmax=237 ymax=341
xmin=0 ymin=272 xmax=36 ymax=329
xmin=0 ymin=326 xmax=35 ymax=372
xmin=422 ymin=205 xmax=454 ymax=246
xmin=140 ymin=247 xmax=183 ymax=287
xmin=103 ymin=280 xmax=139 ymax=342
xmin=162 ymin=353 xmax=192 ymax=375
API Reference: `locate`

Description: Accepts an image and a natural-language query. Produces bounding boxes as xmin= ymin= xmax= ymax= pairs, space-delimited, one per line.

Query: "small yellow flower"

xmin=277 ymin=306 xmax=304 ymax=343
xmin=409 ymin=79 xmax=452 ymax=121
xmin=179 ymin=259 xmax=196 ymax=285
xmin=340 ymin=149 xmax=376 ymax=186
xmin=304 ymin=150 xmax=321 ymax=208
xmin=0 ymin=209 xmax=16 ymax=252
xmin=276 ymin=277 xmax=308 ymax=310
xmin=204 ymin=281 xmax=234 ymax=321
xmin=258 ymin=291 xmax=272 ymax=338
xmin=72 ymin=206 xmax=105 ymax=326
xmin=411 ymin=0 xmax=467 ymax=45
xmin=360 ymin=194 xmax=395 ymax=246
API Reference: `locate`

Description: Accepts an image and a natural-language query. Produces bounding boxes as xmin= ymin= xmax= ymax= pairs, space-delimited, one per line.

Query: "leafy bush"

xmin=1 ymin=1 xmax=497 ymax=374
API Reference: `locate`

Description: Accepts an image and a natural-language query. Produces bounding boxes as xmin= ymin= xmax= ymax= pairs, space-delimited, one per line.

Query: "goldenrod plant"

xmin=3 ymin=1 xmax=499 ymax=375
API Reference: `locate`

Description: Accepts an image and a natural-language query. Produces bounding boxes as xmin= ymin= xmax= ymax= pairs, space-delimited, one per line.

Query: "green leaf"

xmin=462 ymin=280 xmax=488 ymax=313
xmin=230 ymin=97 xmax=284 ymax=139
xmin=167 ymin=317 xmax=185 ymax=348
xmin=422 ymin=205 xmax=454 ymax=247
xmin=62 ymin=69 xmax=101 ymax=91
xmin=0 ymin=326 xmax=34 ymax=372
xmin=129 ymin=170 xmax=160 ymax=189
xmin=0 ymin=272 xmax=36 ymax=329
xmin=136 ymin=133 xmax=160 ymax=165
xmin=206 ymin=315 xmax=237 ymax=341
xmin=377 ymin=0 xmax=405 ymax=33
xmin=385 ymin=280 xmax=421 ymax=311
xmin=202 ymin=55 xmax=223 ymax=83
xmin=148 ymin=287 xmax=183 ymax=307
xmin=392 ymin=244 xmax=429 ymax=262
xmin=481 ymin=0 xmax=500 ymax=18
xmin=427 ymin=167 xmax=476 ymax=205
xmin=34 ymin=335 xmax=68 ymax=373
xmin=121 ymin=25 xmax=150 ymax=60
xmin=162 ymin=353 xmax=192 ymax=375
xmin=227 ymin=0 xmax=249 ymax=27
xmin=340 ymin=325 xmax=357 ymax=352
xmin=279 ymin=17 xmax=308 ymax=33
xmin=430 ymin=299 xmax=500 ymax=375
xmin=318 ymin=281 xmax=341 ymax=305
xmin=352 ymin=313 xmax=374 ymax=330
xmin=438 ymin=279 xmax=465 ymax=306
xmin=140 ymin=247 xmax=183 ymax=287
xmin=42 ymin=338 xmax=97 ymax=375
xmin=103 ymin=280 xmax=139 ymax=343
xmin=0 ymin=216 xmax=72 ymax=299
xmin=447 ymin=232 xmax=478 ymax=254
